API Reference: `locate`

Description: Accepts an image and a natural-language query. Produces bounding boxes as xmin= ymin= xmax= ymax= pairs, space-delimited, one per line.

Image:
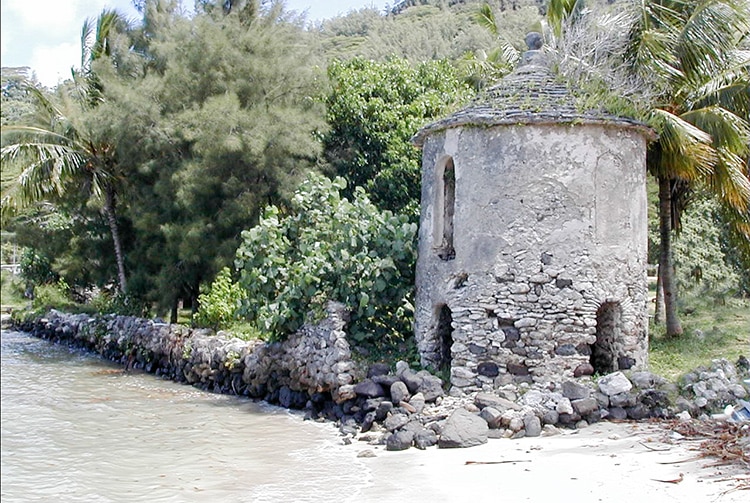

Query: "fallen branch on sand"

xmin=465 ymin=460 xmax=531 ymax=465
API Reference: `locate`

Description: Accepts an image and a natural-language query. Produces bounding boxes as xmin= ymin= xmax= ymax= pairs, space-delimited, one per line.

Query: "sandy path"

xmin=352 ymin=421 xmax=747 ymax=503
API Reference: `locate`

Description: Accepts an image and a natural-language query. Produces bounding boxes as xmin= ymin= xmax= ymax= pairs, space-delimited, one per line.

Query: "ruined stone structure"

xmin=412 ymin=40 xmax=654 ymax=396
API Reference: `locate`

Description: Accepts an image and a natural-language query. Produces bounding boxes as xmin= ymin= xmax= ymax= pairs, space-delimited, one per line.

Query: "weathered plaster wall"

xmin=415 ymin=123 xmax=649 ymax=395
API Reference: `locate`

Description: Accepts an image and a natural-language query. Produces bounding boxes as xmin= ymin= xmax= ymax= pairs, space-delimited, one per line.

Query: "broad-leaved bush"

xmin=234 ymin=173 xmax=417 ymax=344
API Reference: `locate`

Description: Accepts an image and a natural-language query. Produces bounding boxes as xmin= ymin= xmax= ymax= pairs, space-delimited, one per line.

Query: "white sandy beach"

xmin=351 ymin=421 xmax=747 ymax=503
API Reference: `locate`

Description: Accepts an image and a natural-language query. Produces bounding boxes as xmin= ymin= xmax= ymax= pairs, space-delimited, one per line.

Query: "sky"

xmin=0 ymin=0 xmax=391 ymax=88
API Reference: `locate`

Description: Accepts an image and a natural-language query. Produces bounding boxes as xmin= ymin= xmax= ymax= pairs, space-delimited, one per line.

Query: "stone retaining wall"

xmin=14 ymin=304 xmax=362 ymax=408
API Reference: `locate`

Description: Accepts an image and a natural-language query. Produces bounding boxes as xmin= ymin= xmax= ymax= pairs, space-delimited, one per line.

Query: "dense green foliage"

xmin=193 ymin=267 xmax=247 ymax=330
xmin=230 ymin=173 xmax=417 ymax=344
xmin=324 ymin=58 xmax=473 ymax=213
xmin=673 ymin=196 xmax=740 ymax=299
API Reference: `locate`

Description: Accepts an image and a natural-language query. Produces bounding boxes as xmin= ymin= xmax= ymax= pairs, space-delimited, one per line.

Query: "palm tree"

xmin=623 ymin=0 xmax=750 ymax=336
xmin=544 ymin=0 xmax=750 ymax=337
xmin=1 ymin=9 xmax=133 ymax=293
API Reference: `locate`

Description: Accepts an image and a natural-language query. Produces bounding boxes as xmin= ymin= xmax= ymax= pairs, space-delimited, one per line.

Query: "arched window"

xmin=434 ymin=156 xmax=455 ymax=260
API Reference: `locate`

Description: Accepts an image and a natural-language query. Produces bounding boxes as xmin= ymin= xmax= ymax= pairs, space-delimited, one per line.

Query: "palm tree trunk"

xmin=654 ymin=265 xmax=665 ymax=324
xmin=104 ymin=187 xmax=127 ymax=294
xmin=658 ymin=176 xmax=683 ymax=337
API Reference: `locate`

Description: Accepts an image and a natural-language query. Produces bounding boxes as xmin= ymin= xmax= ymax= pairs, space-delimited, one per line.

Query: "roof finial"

xmin=520 ymin=32 xmax=544 ymax=66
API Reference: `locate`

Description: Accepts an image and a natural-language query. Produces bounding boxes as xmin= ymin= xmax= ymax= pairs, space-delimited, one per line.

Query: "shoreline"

xmin=2 ymin=325 xmax=747 ymax=501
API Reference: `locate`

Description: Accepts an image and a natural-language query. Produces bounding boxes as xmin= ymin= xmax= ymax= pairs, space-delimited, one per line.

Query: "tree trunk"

xmin=654 ymin=265 xmax=665 ymax=324
xmin=104 ymin=187 xmax=127 ymax=294
xmin=170 ymin=299 xmax=178 ymax=324
xmin=658 ymin=176 xmax=683 ymax=337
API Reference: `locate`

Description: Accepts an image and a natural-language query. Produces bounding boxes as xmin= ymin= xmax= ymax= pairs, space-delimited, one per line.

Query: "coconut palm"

xmin=1 ymin=9 xmax=133 ymax=293
xmin=623 ymin=0 xmax=750 ymax=336
xmin=543 ymin=0 xmax=750 ymax=337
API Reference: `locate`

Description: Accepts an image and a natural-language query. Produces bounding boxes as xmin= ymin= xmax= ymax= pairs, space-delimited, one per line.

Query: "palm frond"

xmin=473 ymin=3 xmax=498 ymax=37
xmin=649 ymin=107 xmax=718 ymax=180
xmin=1 ymin=142 xmax=86 ymax=210
xmin=708 ymin=147 xmax=750 ymax=212
xmin=682 ymin=105 xmax=750 ymax=155
xmin=680 ymin=52 xmax=750 ymax=114
xmin=678 ymin=0 xmax=750 ymax=81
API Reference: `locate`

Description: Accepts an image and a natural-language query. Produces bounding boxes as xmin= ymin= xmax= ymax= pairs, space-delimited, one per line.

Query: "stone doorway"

xmin=590 ymin=301 xmax=622 ymax=374
xmin=435 ymin=304 xmax=453 ymax=371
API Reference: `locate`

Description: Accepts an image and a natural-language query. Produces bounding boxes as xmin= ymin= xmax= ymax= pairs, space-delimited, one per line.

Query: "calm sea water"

xmin=0 ymin=330 xmax=369 ymax=503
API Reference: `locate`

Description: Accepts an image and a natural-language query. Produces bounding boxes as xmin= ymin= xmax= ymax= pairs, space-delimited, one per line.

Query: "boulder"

xmin=390 ymin=381 xmax=410 ymax=404
xmin=598 ymin=372 xmax=633 ymax=396
xmin=479 ymin=406 xmax=503 ymax=429
xmin=475 ymin=392 xmax=521 ymax=412
xmin=571 ymin=398 xmax=598 ymax=416
xmin=629 ymin=371 xmax=666 ymax=389
xmin=438 ymin=408 xmax=489 ymax=448
xmin=418 ymin=375 xmax=445 ymax=402
xmin=410 ymin=392 xmax=426 ymax=414
xmin=523 ymin=414 xmax=542 ymax=437
xmin=354 ymin=380 xmax=386 ymax=398
xmin=562 ymin=381 xmax=590 ymax=400
xmin=608 ymin=407 xmax=628 ymax=420
xmin=414 ymin=429 xmax=439 ymax=450
xmin=401 ymin=369 xmax=424 ymax=394
xmin=386 ymin=430 xmax=414 ymax=451
xmin=367 ymin=363 xmax=391 ymax=378
xmin=372 ymin=374 xmax=401 ymax=388
xmin=556 ymin=397 xmax=574 ymax=415
xmin=384 ymin=412 xmax=410 ymax=432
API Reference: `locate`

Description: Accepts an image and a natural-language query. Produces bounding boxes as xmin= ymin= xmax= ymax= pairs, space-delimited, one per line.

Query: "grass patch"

xmin=649 ymin=297 xmax=749 ymax=380
xmin=1 ymin=271 xmax=27 ymax=310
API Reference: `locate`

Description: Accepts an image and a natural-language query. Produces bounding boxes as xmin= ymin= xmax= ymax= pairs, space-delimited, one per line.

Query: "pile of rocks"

xmin=678 ymin=358 xmax=749 ymax=416
xmin=344 ymin=363 xmax=748 ymax=451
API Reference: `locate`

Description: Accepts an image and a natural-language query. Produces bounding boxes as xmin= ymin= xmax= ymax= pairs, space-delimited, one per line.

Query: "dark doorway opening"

xmin=436 ymin=304 xmax=453 ymax=371
xmin=590 ymin=302 xmax=622 ymax=374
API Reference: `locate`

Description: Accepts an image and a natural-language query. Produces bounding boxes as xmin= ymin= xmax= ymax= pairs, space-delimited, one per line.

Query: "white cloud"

xmin=31 ymin=42 xmax=80 ymax=88
xmin=6 ymin=0 xmax=79 ymax=31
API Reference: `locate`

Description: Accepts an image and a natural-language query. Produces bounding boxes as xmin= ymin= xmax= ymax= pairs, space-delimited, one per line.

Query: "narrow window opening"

xmin=436 ymin=304 xmax=453 ymax=372
xmin=434 ymin=157 xmax=455 ymax=260
xmin=590 ymin=302 xmax=622 ymax=375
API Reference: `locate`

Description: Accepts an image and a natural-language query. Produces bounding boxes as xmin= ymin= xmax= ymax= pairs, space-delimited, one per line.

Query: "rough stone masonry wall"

xmin=14 ymin=304 xmax=363 ymax=408
xmin=415 ymin=124 xmax=649 ymax=396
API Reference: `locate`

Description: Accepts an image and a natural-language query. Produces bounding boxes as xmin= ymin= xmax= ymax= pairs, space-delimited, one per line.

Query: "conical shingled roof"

xmin=412 ymin=50 xmax=653 ymax=147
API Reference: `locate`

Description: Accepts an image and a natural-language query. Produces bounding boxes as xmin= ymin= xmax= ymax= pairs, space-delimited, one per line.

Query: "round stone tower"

xmin=411 ymin=36 xmax=654 ymax=395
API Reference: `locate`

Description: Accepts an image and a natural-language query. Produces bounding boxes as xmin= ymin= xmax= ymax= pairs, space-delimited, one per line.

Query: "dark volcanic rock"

xmin=372 ymin=374 xmax=401 ymax=388
xmin=562 ymin=381 xmax=590 ymax=400
xmin=386 ymin=430 xmax=415 ymax=451
xmin=354 ymin=380 xmax=386 ymax=398
xmin=414 ymin=429 xmax=439 ymax=449
xmin=418 ymin=374 xmax=445 ymax=402
xmin=400 ymin=369 xmax=424 ymax=394
xmin=367 ymin=363 xmax=391 ymax=378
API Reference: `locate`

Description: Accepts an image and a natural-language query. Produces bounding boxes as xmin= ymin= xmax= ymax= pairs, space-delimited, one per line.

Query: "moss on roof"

xmin=412 ymin=51 xmax=653 ymax=147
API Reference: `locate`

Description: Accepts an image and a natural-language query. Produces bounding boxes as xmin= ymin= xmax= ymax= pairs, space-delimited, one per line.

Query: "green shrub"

xmin=32 ymin=280 xmax=74 ymax=310
xmin=234 ymin=172 xmax=417 ymax=345
xmin=0 ymin=270 xmax=26 ymax=308
xmin=20 ymin=248 xmax=57 ymax=286
xmin=194 ymin=267 xmax=247 ymax=330
xmin=90 ymin=290 xmax=150 ymax=317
